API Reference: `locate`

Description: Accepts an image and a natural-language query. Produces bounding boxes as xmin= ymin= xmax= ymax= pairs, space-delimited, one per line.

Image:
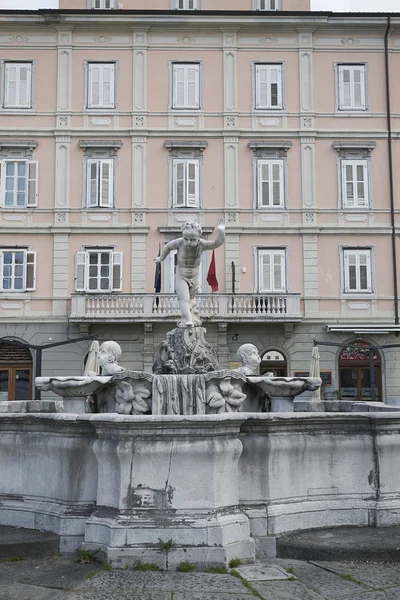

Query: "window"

xmin=90 ymin=0 xmax=117 ymax=7
xmin=337 ymin=64 xmax=367 ymax=111
xmin=0 ymin=249 xmax=36 ymax=291
xmin=249 ymin=140 xmax=291 ymax=209
xmin=173 ymin=159 xmax=199 ymax=208
xmin=341 ymin=160 xmax=368 ymax=208
xmin=256 ymin=160 xmax=284 ymax=208
xmin=254 ymin=64 xmax=283 ymax=110
xmin=0 ymin=160 xmax=38 ymax=207
xmin=79 ymin=140 xmax=121 ymax=209
xmin=87 ymin=63 xmax=115 ymax=109
xmin=3 ymin=62 xmax=32 ymax=109
xmin=172 ymin=63 xmax=201 ymax=110
xmin=333 ymin=141 xmax=375 ymax=210
xmin=258 ymin=249 xmax=286 ymax=293
xmin=343 ymin=249 xmax=372 ymax=294
xmin=165 ymin=140 xmax=207 ymax=209
xmin=86 ymin=159 xmax=113 ymax=208
xmin=172 ymin=0 xmax=200 ymax=9
xmin=75 ymin=249 xmax=122 ymax=293
xmin=255 ymin=0 xmax=280 ymax=9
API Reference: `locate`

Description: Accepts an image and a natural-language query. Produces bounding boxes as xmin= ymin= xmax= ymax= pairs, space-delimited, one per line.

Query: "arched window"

xmin=0 ymin=342 xmax=33 ymax=401
xmin=339 ymin=341 xmax=381 ymax=402
xmin=260 ymin=349 xmax=287 ymax=377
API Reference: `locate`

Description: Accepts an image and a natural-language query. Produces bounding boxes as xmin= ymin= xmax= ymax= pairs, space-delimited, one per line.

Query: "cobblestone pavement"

xmin=2 ymin=555 xmax=400 ymax=599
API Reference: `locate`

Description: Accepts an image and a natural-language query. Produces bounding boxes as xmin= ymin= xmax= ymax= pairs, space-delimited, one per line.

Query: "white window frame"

xmin=256 ymin=159 xmax=284 ymax=208
xmin=172 ymin=0 xmax=200 ymax=9
xmin=3 ymin=61 xmax=33 ymax=110
xmin=336 ymin=64 xmax=368 ymax=112
xmin=75 ymin=249 xmax=122 ymax=293
xmin=86 ymin=62 xmax=116 ymax=110
xmin=0 ymin=249 xmax=36 ymax=292
xmin=341 ymin=159 xmax=369 ymax=209
xmin=89 ymin=0 xmax=117 ymax=7
xmin=171 ymin=63 xmax=201 ymax=110
xmin=172 ymin=159 xmax=200 ymax=208
xmin=257 ymin=248 xmax=287 ymax=293
xmin=254 ymin=63 xmax=284 ymax=111
xmin=254 ymin=0 xmax=281 ymax=9
xmin=0 ymin=159 xmax=38 ymax=208
xmin=86 ymin=158 xmax=114 ymax=208
xmin=343 ymin=248 xmax=373 ymax=294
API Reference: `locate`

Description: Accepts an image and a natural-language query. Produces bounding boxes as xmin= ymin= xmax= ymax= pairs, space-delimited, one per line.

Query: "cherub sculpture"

xmin=155 ymin=221 xmax=225 ymax=327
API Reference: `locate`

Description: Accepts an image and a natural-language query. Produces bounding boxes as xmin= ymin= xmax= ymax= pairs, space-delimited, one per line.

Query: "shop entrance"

xmin=339 ymin=343 xmax=381 ymax=402
xmin=0 ymin=343 xmax=33 ymax=401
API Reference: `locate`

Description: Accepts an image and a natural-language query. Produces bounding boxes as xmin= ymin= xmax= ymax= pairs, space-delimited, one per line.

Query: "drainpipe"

xmin=384 ymin=16 xmax=399 ymax=325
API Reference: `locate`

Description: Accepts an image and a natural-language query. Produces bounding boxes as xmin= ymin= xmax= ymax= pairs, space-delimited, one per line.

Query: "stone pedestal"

xmin=84 ymin=414 xmax=255 ymax=568
xmin=270 ymin=396 xmax=294 ymax=412
xmin=63 ymin=397 xmax=88 ymax=414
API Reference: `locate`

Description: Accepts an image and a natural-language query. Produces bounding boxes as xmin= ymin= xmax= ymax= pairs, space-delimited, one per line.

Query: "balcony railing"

xmin=70 ymin=293 xmax=302 ymax=322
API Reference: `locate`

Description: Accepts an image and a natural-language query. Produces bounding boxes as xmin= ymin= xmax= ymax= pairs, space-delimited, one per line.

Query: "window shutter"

xmin=26 ymin=161 xmax=38 ymax=207
xmin=260 ymin=252 xmax=271 ymax=292
xmin=102 ymin=64 xmax=115 ymax=108
xmin=173 ymin=160 xmax=185 ymax=207
xmin=88 ymin=64 xmax=101 ymax=107
xmin=187 ymin=65 xmax=200 ymax=108
xmin=100 ymin=159 xmax=113 ymax=207
xmin=343 ymin=162 xmax=354 ymax=208
xmin=341 ymin=67 xmax=351 ymax=108
xmin=256 ymin=65 xmax=269 ymax=108
xmin=356 ymin=163 xmax=366 ymax=207
xmin=25 ymin=251 xmax=36 ymax=291
xmin=353 ymin=67 xmax=365 ymax=109
xmin=273 ymin=251 xmax=285 ymax=292
xmin=272 ymin=162 xmax=283 ymax=206
xmin=5 ymin=64 xmax=18 ymax=107
xmin=259 ymin=161 xmax=270 ymax=207
xmin=345 ymin=252 xmax=356 ymax=292
xmin=187 ymin=160 xmax=199 ymax=207
xmin=359 ymin=251 xmax=371 ymax=292
xmin=269 ymin=66 xmax=281 ymax=108
xmin=87 ymin=160 xmax=99 ymax=207
xmin=173 ymin=65 xmax=186 ymax=108
xmin=112 ymin=252 xmax=122 ymax=291
xmin=75 ymin=252 xmax=86 ymax=292
xmin=0 ymin=161 xmax=3 ymax=207
xmin=18 ymin=64 xmax=31 ymax=108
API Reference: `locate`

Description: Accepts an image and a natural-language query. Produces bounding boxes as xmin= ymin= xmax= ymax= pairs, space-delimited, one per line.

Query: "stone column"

xmin=132 ymin=29 xmax=148 ymax=130
xmin=143 ymin=323 xmax=154 ymax=372
xmin=52 ymin=234 xmax=69 ymax=316
xmin=222 ymin=30 xmax=238 ymax=130
xmin=131 ymin=135 xmax=148 ymax=292
xmin=55 ymin=27 xmax=73 ymax=130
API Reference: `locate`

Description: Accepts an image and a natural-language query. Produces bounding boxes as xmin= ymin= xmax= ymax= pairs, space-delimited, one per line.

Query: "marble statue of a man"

xmin=155 ymin=221 xmax=225 ymax=327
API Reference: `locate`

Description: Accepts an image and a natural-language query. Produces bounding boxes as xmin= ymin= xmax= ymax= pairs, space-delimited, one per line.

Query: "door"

xmin=0 ymin=364 xmax=32 ymax=400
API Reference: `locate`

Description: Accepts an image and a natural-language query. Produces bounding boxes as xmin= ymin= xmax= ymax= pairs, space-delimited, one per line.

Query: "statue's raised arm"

xmin=200 ymin=222 xmax=225 ymax=250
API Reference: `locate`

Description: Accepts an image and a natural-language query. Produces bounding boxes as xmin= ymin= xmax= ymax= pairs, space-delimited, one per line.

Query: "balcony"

xmin=70 ymin=293 xmax=302 ymax=323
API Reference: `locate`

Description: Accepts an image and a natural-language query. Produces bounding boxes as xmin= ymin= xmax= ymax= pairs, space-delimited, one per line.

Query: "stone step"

xmin=0 ymin=525 xmax=59 ymax=559
xmin=277 ymin=525 xmax=400 ymax=562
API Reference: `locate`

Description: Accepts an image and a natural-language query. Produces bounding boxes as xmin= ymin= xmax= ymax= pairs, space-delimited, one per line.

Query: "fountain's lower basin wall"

xmin=0 ymin=412 xmax=400 ymax=565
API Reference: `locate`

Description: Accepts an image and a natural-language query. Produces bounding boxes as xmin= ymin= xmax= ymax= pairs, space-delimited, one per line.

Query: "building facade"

xmin=1 ymin=0 xmax=400 ymax=404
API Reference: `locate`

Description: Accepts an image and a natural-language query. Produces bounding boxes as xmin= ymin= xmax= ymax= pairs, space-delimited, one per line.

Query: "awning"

xmin=326 ymin=325 xmax=400 ymax=335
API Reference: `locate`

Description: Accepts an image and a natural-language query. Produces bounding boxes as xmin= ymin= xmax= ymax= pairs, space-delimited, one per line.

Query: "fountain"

xmin=28 ymin=222 xmax=324 ymax=567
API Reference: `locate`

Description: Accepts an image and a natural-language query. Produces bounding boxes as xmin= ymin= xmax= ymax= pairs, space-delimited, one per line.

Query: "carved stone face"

xmin=98 ymin=345 xmax=114 ymax=371
xmin=245 ymin=346 xmax=261 ymax=369
xmin=183 ymin=231 xmax=200 ymax=248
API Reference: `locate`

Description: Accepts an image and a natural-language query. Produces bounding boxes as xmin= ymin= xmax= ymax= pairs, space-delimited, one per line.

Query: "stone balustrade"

xmin=70 ymin=293 xmax=302 ymax=321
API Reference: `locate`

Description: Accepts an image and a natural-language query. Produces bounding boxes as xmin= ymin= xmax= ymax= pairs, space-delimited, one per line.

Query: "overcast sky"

xmin=0 ymin=0 xmax=398 ymax=10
